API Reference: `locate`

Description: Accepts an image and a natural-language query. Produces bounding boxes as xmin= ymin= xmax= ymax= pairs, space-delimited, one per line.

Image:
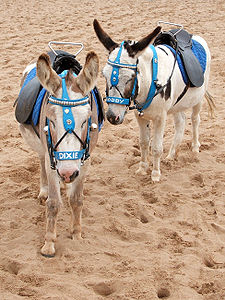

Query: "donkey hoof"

xmin=41 ymin=242 xmax=55 ymax=257
xmin=151 ymin=170 xmax=161 ymax=182
xmin=135 ymin=168 xmax=147 ymax=176
xmin=165 ymin=153 xmax=175 ymax=161
xmin=38 ymin=188 xmax=48 ymax=205
xmin=192 ymin=146 xmax=200 ymax=153
xmin=192 ymin=142 xmax=200 ymax=153
xmin=135 ymin=162 xmax=148 ymax=176
xmin=71 ymin=232 xmax=83 ymax=240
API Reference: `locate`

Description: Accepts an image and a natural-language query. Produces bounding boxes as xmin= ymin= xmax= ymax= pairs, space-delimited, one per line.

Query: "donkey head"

xmin=37 ymin=51 xmax=99 ymax=183
xmin=93 ymin=19 xmax=161 ymax=125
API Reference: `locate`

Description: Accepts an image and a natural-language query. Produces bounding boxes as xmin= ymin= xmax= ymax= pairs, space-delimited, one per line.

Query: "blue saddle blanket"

xmin=20 ymin=67 xmax=103 ymax=131
xmin=164 ymin=39 xmax=207 ymax=85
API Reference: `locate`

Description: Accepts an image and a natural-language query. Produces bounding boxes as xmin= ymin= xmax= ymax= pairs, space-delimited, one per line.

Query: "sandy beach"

xmin=0 ymin=0 xmax=225 ymax=299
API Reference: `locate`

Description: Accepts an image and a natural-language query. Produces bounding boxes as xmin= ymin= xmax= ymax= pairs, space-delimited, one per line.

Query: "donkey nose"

xmin=106 ymin=110 xmax=121 ymax=125
xmin=57 ymin=168 xmax=79 ymax=183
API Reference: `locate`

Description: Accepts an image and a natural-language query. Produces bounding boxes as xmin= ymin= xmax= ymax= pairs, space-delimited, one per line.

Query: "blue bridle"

xmin=47 ymin=70 xmax=91 ymax=170
xmin=106 ymin=42 xmax=158 ymax=113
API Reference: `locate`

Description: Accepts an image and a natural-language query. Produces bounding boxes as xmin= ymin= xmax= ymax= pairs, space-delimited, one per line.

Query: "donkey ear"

xmin=128 ymin=26 xmax=161 ymax=57
xmin=93 ymin=19 xmax=118 ymax=52
xmin=76 ymin=51 xmax=99 ymax=95
xmin=36 ymin=53 xmax=61 ymax=94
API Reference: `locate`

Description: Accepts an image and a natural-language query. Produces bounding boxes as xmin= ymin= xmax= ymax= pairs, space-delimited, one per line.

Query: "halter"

xmin=106 ymin=42 xmax=158 ymax=114
xmin=106 ymin=41 xmax=138 ymax=107
xmin=46 ymin=70 xmax=91 ymax=170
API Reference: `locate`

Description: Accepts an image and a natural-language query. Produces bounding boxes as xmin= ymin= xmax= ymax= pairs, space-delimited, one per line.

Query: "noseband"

xmin=106 ymin=42 xmax=158 ymax=114
xmin=46 ymin=70 xmax=91 ymax=170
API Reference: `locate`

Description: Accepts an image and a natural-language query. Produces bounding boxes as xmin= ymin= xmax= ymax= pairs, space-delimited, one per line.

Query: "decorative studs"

xmin=154 ymin=58 xmax=158 ymax=63
xmin=113 ymin=77 xmax=116 ymax=81
xmin=113 ymin=71 xmax=117 ymax=75
xmin=90 ymin=123 xmax=98 ymax=131
xmin=66 ymin=119 xmax=72 ymax=125
xmin=43 ymin=126 xmax=48 ymax=134
xmin=139 ymin=111 xmax=144 ymax=117
xmin=64 ymin=108 xmax=69 ymax=114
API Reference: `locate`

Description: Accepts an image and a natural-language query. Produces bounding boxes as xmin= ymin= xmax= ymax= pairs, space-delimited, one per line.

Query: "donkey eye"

xmin=81 ymin=120 xmax=87 ymax=128
xmin=50 ymin=120 xmax=55 ymax=128
xmin=125 ymin=78 xmax=133 ymax=85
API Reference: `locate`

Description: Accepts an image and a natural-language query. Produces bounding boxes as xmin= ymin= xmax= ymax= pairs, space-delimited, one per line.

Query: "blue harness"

xmin=106 ymin=42 xmax=158 ymax=113
xmin=106 ymin=40 xmax=206 ymax=112
xmin=47 ymin=70 xmax=91 ymax=169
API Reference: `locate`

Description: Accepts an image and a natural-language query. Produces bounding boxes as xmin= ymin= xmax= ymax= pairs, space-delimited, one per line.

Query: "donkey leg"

xmin=38 ymin=155 xmax=48 ymax=204
xmin=167 ymin=112 xmax=186 ymax=160
xmin=135 ymin=116 xmax=150 ymax=175
xmin=41 ymin=163 xmax=62 ymax=257
xmin=191 ymin=102 xmax=202 ymax=152
xmin=69 ymin=178 xmax=84 ymax=240
xmin=151 ymin=113 xmax=166 ymax=182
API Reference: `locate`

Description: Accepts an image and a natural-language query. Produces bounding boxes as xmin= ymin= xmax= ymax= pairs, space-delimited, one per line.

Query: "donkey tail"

xmin=205 ymin=90 xmax=216 ymax=118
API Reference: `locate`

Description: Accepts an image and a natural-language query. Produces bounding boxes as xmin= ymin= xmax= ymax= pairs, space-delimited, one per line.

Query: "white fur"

xmin=105 ymin=35 xmax=211 ymax=182
xmin=23 ymin=62 xmax=36 ymax=77
xmin=19 ymin=56 xmax=99 ymax=256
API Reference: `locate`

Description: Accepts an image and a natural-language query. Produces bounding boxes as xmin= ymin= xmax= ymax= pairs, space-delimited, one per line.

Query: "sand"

xmin=0 ymin=0 xmax=225 ymax=299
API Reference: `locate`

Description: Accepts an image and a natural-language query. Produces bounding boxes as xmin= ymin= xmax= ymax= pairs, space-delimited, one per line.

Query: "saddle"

xmin=15 ymin=51 xmax=104 ymax=128
xmin=154 ymin=29 xmax=205 ymax=87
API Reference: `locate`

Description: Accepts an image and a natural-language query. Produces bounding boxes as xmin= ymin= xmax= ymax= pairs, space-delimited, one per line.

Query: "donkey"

xmin=93 ymin=19 xmax=212 ymax=182
xmin=16 ymin=51 xmax=100 ymax=257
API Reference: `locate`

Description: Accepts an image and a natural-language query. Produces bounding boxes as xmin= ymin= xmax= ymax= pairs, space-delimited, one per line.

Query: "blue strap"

xmin=59 ymin=71 xmax=75 ymax=132
xmin=136 ymin=45 xmax=158 ymax=112
xmin=61 ymin=71 xmax=70 ymax=99
xmin=86 ymin=117 xmax=92 ymax=144
xmin=110 ymin=41 xmax=125 ymax=86
xmin=63 ymin=105 xmax=75 ymax=132
xmin=131 ymin=74 xmax=138 ymax=98
xmin=54 ymin=149 xmax=86 ymax=161
xmin=32 ymin=87 xmax=46 ymax=125
xmin=106 ymin=96 xmax=130 ymax=106
xmin=47 ymin=119 xmax=52 ymax=147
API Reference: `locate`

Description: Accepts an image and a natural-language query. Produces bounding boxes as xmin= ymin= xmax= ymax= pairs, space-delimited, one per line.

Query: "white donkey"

xmin=93 ymin=19 xmax=212 ymax=182
xmin=17 ymin=51 xmax=99 ymax=257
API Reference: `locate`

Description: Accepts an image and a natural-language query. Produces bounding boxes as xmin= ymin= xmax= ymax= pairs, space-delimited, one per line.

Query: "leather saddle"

xmin=154 ymin=29 xmax=204 ymax=87
xmin=15 ymin=51 xmax=104 ymax=127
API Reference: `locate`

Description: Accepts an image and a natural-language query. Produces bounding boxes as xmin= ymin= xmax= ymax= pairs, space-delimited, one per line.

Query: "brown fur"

xmin=37 ymin=53 xmax=61 ymax=95
xmin=125 ymin=26 xmax=161 ymax=57
xmin=93 ymin=19 xmax=118 ymax=52
xmin=93 ymin=19 xmax=161 ymax=58
xmin=76 ymin=51 xmax=99 ymax=95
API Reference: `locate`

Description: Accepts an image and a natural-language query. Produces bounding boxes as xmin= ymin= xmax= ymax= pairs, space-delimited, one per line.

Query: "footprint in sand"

xmin=211 ymin=222 xmax=225 ymax=242
xmin=157 ymin=287 xmax=171 ymax=298
xmin=92 ymin=281 xmax=115 ymax=296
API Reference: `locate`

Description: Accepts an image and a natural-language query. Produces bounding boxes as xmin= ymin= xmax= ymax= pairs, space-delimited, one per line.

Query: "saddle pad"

xmin=164 ymin=39 xmax=207 ymax=86
xmin=18 ymin=66 xmax=104 ymax=131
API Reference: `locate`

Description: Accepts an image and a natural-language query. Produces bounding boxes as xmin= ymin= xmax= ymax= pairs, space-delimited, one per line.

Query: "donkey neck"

xmin=135 ymin=45 xmax=175 ymax=106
